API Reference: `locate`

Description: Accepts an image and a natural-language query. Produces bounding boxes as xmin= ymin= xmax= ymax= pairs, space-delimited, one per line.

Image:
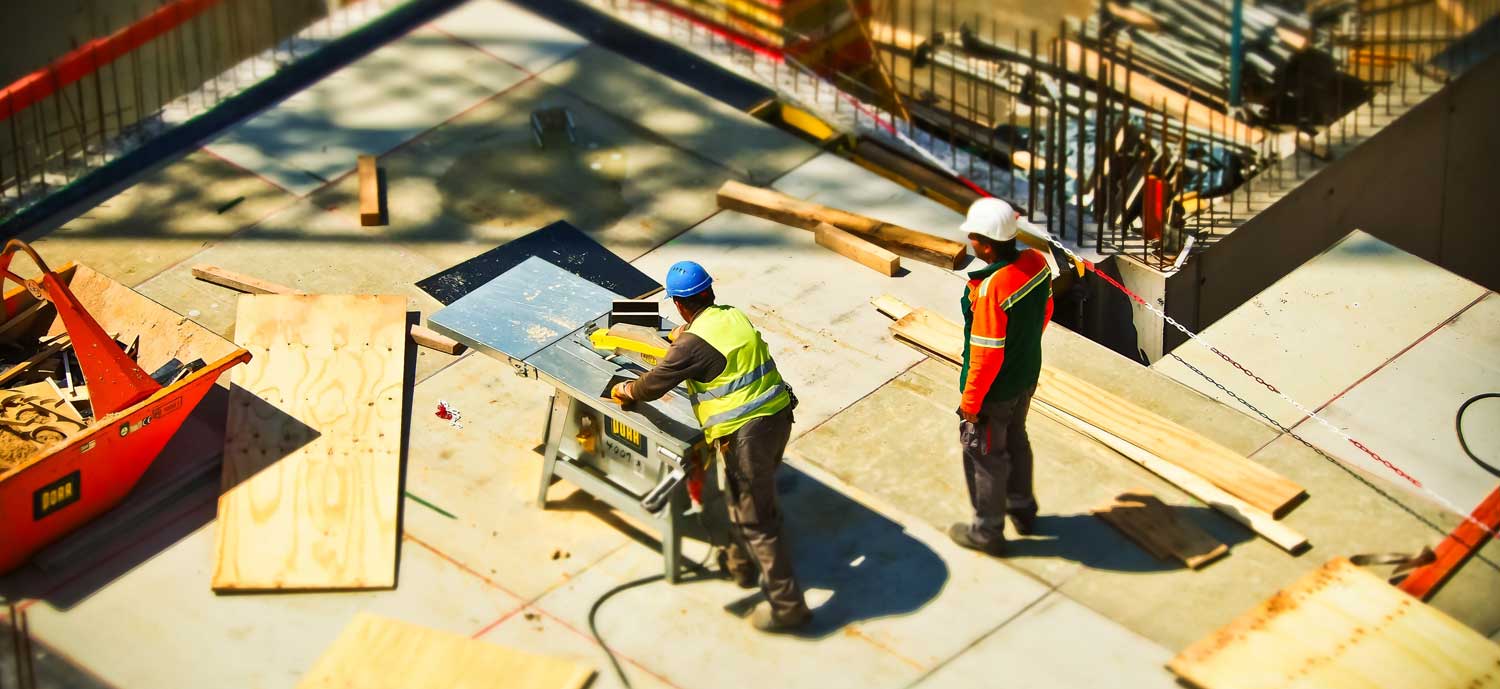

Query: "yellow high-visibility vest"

xmin=684 ymin=305 xmax=791 ymax=442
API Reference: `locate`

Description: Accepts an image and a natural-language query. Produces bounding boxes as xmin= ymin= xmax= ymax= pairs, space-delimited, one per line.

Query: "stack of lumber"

xmin=1169 ymin=557 xmax=1500 ymax=689
xmin=870 ymin=295 xmax=1309 ymax=554
xmin=211 ymin=295 xmax=407 ymax=591
xmin=299 ymin=613 xmax=594 ymax=689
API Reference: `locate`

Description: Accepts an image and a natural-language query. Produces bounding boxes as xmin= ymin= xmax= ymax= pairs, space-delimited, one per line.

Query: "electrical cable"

xmin=1456 ymin=393 xmax=1500 ymax=478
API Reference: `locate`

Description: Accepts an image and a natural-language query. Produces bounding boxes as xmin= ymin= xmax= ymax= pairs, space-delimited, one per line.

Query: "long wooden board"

xmin=192 ymin=264 xmax=463 ymax=355
xmin=298 ymin=613 xmax=594 ymax=689
xmin=874 ymin=296 xmax=1305 ymax=517
xmin=717 ymin=180 xmax=967 ymax=268
xmin=1037 ymin=403 xmax=1308 ymax=553
xmin=212 ymin=295 xmax=407 ymax=591
xmin=1094 ymin=491 xmax=1229 ymax=569
xmin=815 ymin=222 xmax=901 ymax=276
xmin=1169 ymin=557 xmax=1500 ymax=689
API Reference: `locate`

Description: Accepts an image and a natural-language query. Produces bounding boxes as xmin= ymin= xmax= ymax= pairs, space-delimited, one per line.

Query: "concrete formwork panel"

xmin=1292 ymin=292 xmax=1499 ymax=514
xmin=307 ymin=77 xmax=732 ymax=272
xmin=17 ymin=151 xmax=295 ymax=286
xmin=539 ymin=45 xmax=819 ymax=185
xmin=429 ymin=0 xmax=587 ymax=75
xmin=399 ymin=352 xmax=645 ymax=601
xmin=23 ymin=525 xmax=523 ymax=689
xmin=909 ymin=591 xmax=1177 ymax=689
xmin=206 ymin=27 xmax=529 ymax=195
xmin=1154 ymin=231 xmax=1489 ymax=428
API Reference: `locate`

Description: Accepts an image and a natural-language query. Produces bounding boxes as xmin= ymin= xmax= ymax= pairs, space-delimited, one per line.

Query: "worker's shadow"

xmin=1001 ymin=508 xmax=1256 ymax=571
xmin=720 ymin=467 xmax=950 ymax=640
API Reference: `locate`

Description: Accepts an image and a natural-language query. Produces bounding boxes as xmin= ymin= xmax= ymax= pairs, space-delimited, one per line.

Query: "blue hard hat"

xmin=665 ymin=261 xmax=713 ymax=298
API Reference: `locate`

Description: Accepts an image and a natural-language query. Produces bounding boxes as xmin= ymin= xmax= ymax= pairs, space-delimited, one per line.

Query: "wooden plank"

xmin=192 ymin=264 xmax=464 ymax=356
xmin=0 ymin=302 xmax=50 ymax=343
xmin=298 ymin=613 xmax=594 ymax=689
xmin=1169 ymin=557 xmax=1500 ymax=689
xmin=1036 ymin=402 xmax=1308 ymax=553
xmin=716 ymin=180 xmax=968 ymax=269
xmin=1398 ymin=486 xmax=1500 ymax=601
xmin=1036 ymin=367 xmax=1305 ymax=517
xmin=212 ymin=294 xmax=407 ymax=591
xmin=815 ymin=222 xmax=901 ymax=276
xmin=358 ymin=155 xmax=383 ymax=227
xmin=1093 ymin=491 xmax=1229 ymax=569
xmin=875 ymin=296 xmax=1305 ymax=518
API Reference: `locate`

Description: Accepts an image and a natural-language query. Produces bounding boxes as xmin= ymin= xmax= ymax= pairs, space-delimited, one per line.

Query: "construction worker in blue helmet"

xmin=611 ymin=261 xmax=810 ymax=633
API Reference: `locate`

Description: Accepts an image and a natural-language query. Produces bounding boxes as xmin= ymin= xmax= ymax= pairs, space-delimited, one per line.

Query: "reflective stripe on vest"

xmin=684 ymin=305 xmax=791 ymax=442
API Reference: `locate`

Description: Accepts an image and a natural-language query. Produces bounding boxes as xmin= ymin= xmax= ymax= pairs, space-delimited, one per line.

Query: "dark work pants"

xmin=717 ymin=405 xmax=809 ymax=621
xmin=959 ymin=384 xmax=1039 ymax=547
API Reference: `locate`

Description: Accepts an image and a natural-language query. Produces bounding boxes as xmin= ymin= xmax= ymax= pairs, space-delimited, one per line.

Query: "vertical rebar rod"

xmin=1028 ymin=29 xmax=1038 ymax=221
xmin=1075 ymin=25 xmax=1086 ymax=245
xmin=106 ymin=14 xmax=126 ymax=144
xmin=92 ymin=43 xmax=107 ymax=165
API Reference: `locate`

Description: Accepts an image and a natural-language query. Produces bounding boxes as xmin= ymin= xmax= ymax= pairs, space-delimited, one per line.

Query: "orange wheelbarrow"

xmin=0 ymin=240 xmax=251 ymax=574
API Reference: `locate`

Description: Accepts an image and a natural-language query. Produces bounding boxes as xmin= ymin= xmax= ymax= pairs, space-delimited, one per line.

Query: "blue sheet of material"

xmin=428 ymin=255 xmax=623 ymax=362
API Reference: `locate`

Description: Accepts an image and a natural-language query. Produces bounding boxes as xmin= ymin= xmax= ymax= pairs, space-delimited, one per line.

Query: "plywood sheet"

xmin=1093 ymin=491 xmax=1229 ymax=569
xmin=1169 ymin=557 xmax=1500 ymax=689
xmin=298 ymin=613 xmax=593 ymax=689
xmin=212 ymin=294 xmax=407 ymax=591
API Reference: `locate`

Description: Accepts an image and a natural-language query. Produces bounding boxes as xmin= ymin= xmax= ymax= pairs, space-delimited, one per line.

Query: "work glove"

xmin=610 ymin=381 xmax=632 ymax=405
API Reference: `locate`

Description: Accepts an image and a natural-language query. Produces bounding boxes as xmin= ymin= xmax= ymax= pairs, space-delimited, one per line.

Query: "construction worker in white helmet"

xmin=949 ymin=198 xmax=1057 ymax=556
xmin=611 ymin=261 xmax=811 ymax=634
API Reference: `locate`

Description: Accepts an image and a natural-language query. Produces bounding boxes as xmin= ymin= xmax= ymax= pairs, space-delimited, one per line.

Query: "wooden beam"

xmin=1037 ymin=403 xmax=1309 ymax=553
xmin=815 ymin=222 xmax=901 ymax=276
xmin=1398 ymin=486 xmax=1500 ymax=601
xmin=1094 ymin=490 xmax=1230 ymax=569
xmin=192 ymin=265 xmax=464 ymax=355
xmin=358 ymin=155 xmax=383 ymax=227
xmin=716 ymin=181 xmax=968 ymax=269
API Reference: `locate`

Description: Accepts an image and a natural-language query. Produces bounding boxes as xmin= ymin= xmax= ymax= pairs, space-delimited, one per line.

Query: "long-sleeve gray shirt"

xmin=626 ymin=332 xmax=726 ymax=402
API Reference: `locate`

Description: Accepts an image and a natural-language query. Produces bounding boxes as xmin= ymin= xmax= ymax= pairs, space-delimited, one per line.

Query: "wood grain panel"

xmin=1170 ymin=557 xmax=1500 ymax=689
xmin=212 ymin=294 xmax=407 ymax=591
xmin=298 ymin=613 xmax=594 ymax=689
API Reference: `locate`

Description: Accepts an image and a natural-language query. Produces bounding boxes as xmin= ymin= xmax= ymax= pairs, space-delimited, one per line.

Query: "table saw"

xmin=429 ymin=256 xmax=728 ymax=583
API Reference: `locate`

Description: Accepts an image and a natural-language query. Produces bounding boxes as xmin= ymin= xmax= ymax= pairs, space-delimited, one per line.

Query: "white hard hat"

xmin=959 ymin=198 xmax=1019 ymax=242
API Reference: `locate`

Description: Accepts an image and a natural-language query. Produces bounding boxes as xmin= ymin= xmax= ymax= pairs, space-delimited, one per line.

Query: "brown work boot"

xmin=1009 ymin=510 xmax=1038 ymax=536
xmin=948 ymin=523 xmax=1006 ymax=557
xmin=749 ymin=603 xmax=811 ymax=634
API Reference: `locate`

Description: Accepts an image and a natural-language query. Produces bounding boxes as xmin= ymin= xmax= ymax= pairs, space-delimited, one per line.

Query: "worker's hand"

xmin=958 ymin=408 xmax=980 ymax=424
xmin=610 ymin=381 xmax=633 ymax=404
xmin=667 ymin=324 xmax=686 ymax=342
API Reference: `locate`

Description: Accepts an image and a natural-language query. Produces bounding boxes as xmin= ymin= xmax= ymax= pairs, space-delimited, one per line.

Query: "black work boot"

xmin=749 ymin=603 xmax=812 ymax=634
xmin=1009 ymin=510 xmax=1038 ymax=536
xmin=948 ymin=523 xmax=1006 ymax=556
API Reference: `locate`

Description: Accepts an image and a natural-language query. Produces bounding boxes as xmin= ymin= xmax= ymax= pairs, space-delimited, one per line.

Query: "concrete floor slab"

xmin=1291 ymin=292 xmax=1499 ymax=513
xmin=1154 ymin=231 xmax=1490 ymax=428
xmin=16 ymin=151 xmax=295 ymax=286
xmin=630 ymin=210 xmax=966 ymax=435
xmin=399 ymin=351 xmax=642 ymax=601
xmin=910 ymin=592 xmax=1177 ymax=689
xmin=429 ymin=0 xmax=586 ymax=75
xmin=476 ymin=607 xmax=677 ymax=689
xmin=24 ymin=524 xmax=522 ymax=689
xmin=131 ymin=199 xmax=455 ymax=380
xmin=206 ymin=27 xmax=528 ymax=195
xmin=540 ymin=45 xmax=818 ymax=184
xmin=307 ymin=76 xmax=731 ymax=272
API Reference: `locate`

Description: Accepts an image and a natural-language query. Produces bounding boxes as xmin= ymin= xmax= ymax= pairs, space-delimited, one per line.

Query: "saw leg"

xmin=536 ymin=393 xmax=570 ymax=509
